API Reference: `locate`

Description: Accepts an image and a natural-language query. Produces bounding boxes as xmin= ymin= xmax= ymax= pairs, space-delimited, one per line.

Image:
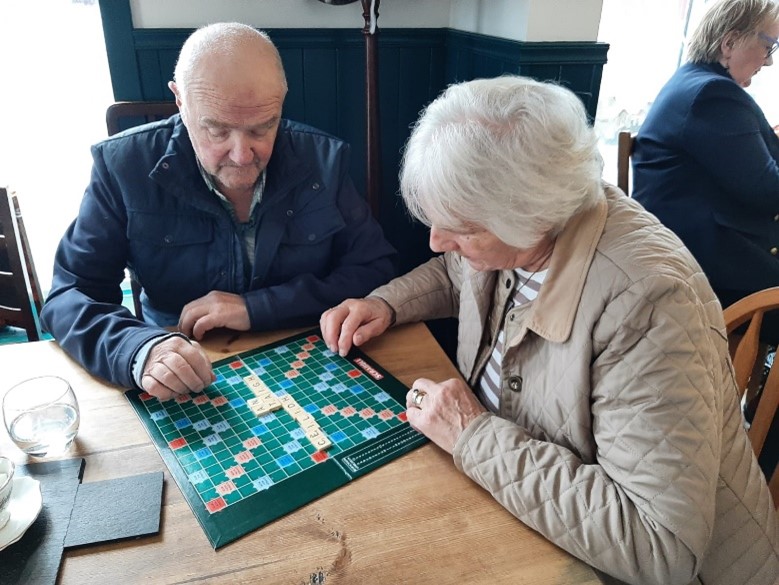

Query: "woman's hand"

xmin=319 ymin=297 xmax=394 ymax=356
xmin=405 ymin=377 xmax=487 ymax=454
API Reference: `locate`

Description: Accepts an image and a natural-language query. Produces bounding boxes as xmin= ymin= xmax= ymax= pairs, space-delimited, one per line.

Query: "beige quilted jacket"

xmin=372 ymin=186 xmax=779 ymax=585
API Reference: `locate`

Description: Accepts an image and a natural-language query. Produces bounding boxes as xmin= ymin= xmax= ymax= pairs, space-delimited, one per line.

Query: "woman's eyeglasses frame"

xmin=758 ymin=32 xmax=779 ymax=59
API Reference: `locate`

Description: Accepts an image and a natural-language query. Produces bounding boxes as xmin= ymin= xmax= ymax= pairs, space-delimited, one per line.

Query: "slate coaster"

xmin=0 ymin=458 xmax=85 ymax=585
xmin=64 ymin=471 xmax=164 ymax=548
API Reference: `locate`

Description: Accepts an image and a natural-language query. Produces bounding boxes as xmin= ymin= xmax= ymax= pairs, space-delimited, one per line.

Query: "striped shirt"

xmin=476 ymin=267 xmax=547 ymax=413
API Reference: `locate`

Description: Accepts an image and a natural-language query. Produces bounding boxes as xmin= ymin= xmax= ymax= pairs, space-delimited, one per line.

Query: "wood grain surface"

xmin=0 ymin=323 xmax=600 ymax=585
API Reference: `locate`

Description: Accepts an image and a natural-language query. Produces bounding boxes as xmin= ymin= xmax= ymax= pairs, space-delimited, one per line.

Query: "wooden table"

xmin=0 ymin=323 xmax=600 ymax=585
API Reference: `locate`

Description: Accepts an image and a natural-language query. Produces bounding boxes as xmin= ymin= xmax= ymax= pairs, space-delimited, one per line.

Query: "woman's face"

xmin=722 ymin=21 xmax=779 ymax=87
xmin=428 ymin=225 xmax=552 ymax=272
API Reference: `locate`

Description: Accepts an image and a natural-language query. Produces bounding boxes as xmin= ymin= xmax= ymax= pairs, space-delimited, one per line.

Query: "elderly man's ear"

xmin=168 ymin=81 xmax=183 ymax=109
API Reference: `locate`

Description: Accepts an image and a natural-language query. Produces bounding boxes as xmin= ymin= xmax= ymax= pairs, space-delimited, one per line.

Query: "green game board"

xmin=126 ymin=329 xmax=426 ymax=548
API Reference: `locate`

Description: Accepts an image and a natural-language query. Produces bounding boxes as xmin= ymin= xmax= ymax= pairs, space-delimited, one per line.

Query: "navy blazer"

xmin=633 ymin=61 xmax=779 ymax=296
xmin=41 ymin=117 xmax=396 ymax=388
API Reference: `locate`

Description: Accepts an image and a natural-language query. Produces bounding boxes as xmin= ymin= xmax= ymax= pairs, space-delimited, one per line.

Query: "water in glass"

xmin=3 ymin=376 xmax=80 ymax=457
xmin=8 ymin=403 xmax=80 ymax=457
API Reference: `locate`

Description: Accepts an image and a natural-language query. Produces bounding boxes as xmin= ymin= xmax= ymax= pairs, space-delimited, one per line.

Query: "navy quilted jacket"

xmin=41 ymin=116 xmax=396 ymax=388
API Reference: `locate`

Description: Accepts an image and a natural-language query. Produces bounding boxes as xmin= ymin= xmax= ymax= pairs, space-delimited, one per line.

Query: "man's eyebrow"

xmin=200 ymin=118 xmax=230 ymax=128
xmin=199 ymin=117 xmax=279 ymax=131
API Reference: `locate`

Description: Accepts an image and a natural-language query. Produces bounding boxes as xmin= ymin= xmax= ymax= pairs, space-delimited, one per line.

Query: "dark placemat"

xmin=0 ymin=458 xmax=85 ymax=585
xmin=64 ymin=471 xmax=163 ymax=548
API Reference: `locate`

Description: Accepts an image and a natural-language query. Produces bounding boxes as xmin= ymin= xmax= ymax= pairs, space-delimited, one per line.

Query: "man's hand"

xmin=141 ymin=336 xmax=215 ymax=400
xmin=319 ymin=297 xmax=394 ymax=356
xmin=178 ymin=291 xmax=251 ymax=340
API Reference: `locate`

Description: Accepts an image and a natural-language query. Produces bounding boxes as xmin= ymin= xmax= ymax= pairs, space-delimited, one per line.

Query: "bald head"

xmin=172 ymin=23 xmax=287 ymax=98
xmin=168 ymin=23 xmax=288 ymax=202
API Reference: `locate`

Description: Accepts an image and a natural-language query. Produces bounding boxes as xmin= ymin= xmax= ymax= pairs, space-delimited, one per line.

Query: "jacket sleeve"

xmin=369 ymin=252 xmax=463 ymax=323
xmin=453 ymin=277 xmax=722 ymax=585
xmin=682 ymin=80 xmax=779 ymax=214
xmin=242 ymin=167 xmax=396 ymax=330
xmin=40 ymin=145 xmax=171 ymax=389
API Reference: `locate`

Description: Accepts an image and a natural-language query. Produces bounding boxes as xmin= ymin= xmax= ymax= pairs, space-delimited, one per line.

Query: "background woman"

xmin=633 ymin=0 xmax=779 ymax=336
xmin=633 ymin=0 xmax=779 ymax=480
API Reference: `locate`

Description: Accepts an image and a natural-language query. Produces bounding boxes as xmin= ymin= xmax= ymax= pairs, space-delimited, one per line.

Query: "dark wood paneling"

xmin=96 ymin=1 xmax=608 ymax=275
xmin=445 ymin=31 xmax=608 ymax=120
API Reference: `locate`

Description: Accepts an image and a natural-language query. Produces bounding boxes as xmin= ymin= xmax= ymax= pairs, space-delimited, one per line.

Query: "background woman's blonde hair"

xmin=687 ymin=0 xmax=779 ymax=63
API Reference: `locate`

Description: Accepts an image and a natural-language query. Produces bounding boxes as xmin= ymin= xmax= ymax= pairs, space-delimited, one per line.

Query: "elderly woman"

xmin=633 ymin=0 xmax=779 ymax=337
xmin=320 ymin=76 xmax=779 ymax=585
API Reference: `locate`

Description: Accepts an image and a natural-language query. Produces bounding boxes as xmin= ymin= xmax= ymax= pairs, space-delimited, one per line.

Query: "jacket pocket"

xmin=127 ymin=211 xmax=214 ymax=247
xmin=282 ymin=203 xmax=345 ymax=246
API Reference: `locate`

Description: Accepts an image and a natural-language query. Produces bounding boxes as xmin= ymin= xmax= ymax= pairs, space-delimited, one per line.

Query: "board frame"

xmin=126 ymin=328 xmax=427 ymax=548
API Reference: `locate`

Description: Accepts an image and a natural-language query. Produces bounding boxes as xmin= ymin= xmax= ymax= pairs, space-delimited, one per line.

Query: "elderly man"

xmin=41 ymin=23 xmax=395 ymax=399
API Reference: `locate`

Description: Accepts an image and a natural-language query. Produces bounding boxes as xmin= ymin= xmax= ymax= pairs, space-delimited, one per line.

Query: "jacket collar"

xmin=151 ymin=117 xmax=312 ymax=206
xmin=521 ymin=187 xmax=608 ymax=343
xmin=264 ymin=121 xmax=312 ymax=198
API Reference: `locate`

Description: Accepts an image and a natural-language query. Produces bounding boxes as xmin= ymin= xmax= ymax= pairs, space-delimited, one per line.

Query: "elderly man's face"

xmin=171 ymin=51 xmax=286 ymax=198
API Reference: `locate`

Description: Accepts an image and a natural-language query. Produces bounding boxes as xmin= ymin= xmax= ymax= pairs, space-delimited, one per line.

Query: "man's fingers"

xmin=141 ymin=374 xmax=176 ymax=400
xmin=144 ymin=359 xmax=191 ymax=395
xmin=191 ymin=314 xmax=215 ymax=341
xmin=181 ymin=341 xmax=215 ymax=387
xmin=143 ymin=337 xmax=214 ymax=397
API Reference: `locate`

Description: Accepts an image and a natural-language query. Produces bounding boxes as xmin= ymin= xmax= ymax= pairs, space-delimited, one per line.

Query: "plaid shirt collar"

xmin=196 ymin=158 xmax=266 ymax=219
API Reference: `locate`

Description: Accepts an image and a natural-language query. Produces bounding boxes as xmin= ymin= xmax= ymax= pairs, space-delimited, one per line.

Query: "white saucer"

xmin=0 ymin=476 xmax=42 ymax=551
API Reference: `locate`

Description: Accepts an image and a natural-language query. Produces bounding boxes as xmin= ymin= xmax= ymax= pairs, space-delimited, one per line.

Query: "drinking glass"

xmin=2 ymin=376 xmax=80 ymax=457
xmin=0 ymin=457 xmax=14 ymax=530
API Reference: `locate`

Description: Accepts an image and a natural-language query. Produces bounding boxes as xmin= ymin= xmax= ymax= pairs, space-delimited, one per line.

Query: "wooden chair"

xmin=106 ymin=101 xmax=179 ymax=319
xmin=106 ymin=100 xmax=179 ymax=137
xmin=617 ymin=131 xmax=635 ymax=195
xmin=0 ymin=187 xmax=43 ymax=341
xmin=723 ymin=287 xmax=779 ymax=508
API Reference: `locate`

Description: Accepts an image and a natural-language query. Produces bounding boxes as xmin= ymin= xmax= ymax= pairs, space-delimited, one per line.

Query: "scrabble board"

xmin=126 ymin=329 xmax=426 ymax=548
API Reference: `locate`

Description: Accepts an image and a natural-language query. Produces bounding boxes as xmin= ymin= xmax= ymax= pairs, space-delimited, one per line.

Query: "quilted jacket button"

xmin=508 ymin=376 xmax=522 ymax=392
xmin=505 ymin=279 xmax=511 ymax=289
xmin=774 ymin=214 xmax=779 ymax=222
xmin=163 ymin=235 xmax=173 ymax=244
xmin=312 ymin=182 xmax=321 ymax=190
xmin=772 ymin=247 xmax=778 ymax=256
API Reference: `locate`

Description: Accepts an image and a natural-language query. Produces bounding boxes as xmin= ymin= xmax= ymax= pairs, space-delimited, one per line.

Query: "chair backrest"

xmin=723 ymin=287 xmax=779 ymax=508
xmin=0 ymin=187 xmax=42 ymax=341
xmin=106 ymin=101 xmax=179 ymax=319
xmin=106 ymin=100 xmax=179 ymax=137
xmin=616 ymin=131 xmax=635 ymax=195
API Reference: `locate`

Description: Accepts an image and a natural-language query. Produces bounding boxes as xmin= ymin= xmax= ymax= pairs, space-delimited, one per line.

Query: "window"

xmin=0 ymin=0 xmax=113 ymax=295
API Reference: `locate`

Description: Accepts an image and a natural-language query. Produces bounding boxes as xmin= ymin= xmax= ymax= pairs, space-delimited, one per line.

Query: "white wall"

xmin=130 ymin=0 xmax=451 ymax=30
xmin=130 ymin=0 xmax=603 ymax=41
xmin=449 ymin=0 xmax=602 ymax=41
